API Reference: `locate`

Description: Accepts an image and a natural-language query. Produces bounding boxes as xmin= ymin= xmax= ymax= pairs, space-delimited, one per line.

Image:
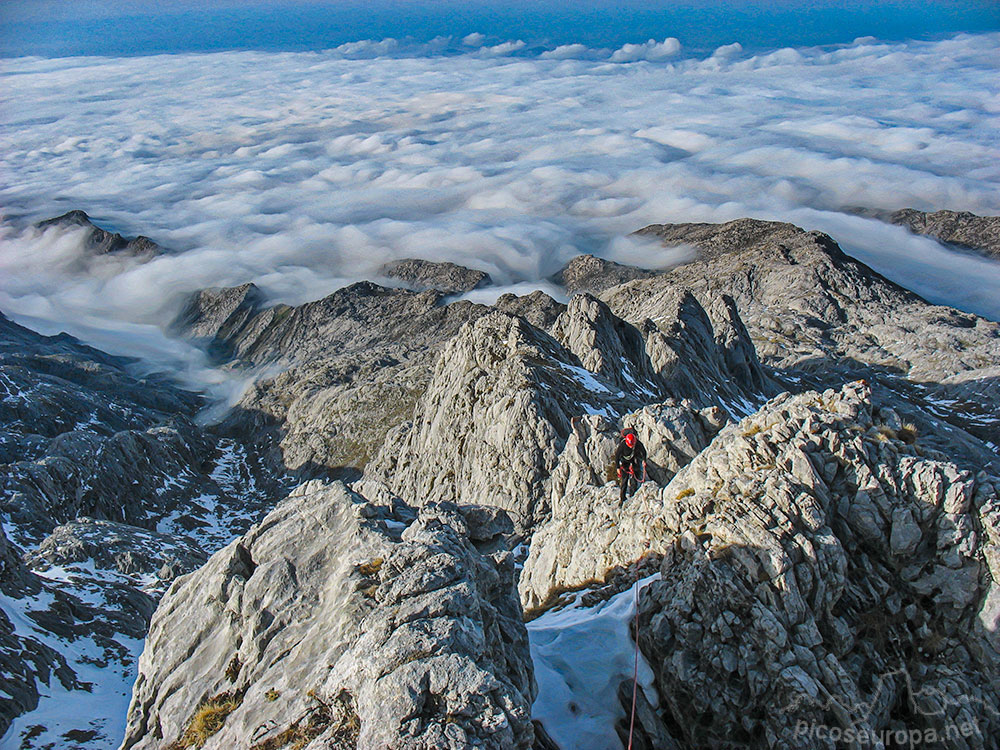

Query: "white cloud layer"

xmin=610 ymin=37 xmax=682 ymax=62
xmin=1 ymin=34 xmax=998 ymax=394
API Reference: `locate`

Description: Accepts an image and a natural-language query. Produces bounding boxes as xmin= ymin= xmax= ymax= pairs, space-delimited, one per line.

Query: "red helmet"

xmin=625 ymin=433 xmax=636 ymax=448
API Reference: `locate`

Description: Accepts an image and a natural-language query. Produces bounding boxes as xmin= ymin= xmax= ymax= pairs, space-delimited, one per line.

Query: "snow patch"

xmin=0 ymin=585 xmax=142 ymax=750
xmin=528 ymin=574 xmax=660 ymax=749
xmin=559 ymin=363 xmax=613 ymax=395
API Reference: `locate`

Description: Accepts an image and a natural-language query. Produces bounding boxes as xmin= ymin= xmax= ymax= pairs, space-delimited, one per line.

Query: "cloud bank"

xmin=0 ymin=34 xmax=998 ymax=395
xmin=610 ymin=37 xmax=681 ymax=62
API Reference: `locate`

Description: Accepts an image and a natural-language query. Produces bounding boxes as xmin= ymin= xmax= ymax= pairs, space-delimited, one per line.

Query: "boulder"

xmin=380 ymin=258 xmax=493 ymax=293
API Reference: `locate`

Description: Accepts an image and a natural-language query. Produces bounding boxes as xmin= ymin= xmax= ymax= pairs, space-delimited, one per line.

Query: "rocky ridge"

xmin=174 ymin=282 xmax=490 ymax=480
xmin=358 ymin=289 xmax=773 ymax=528
xmin=619 ymin=219 xmax=1000 ymax=463
xmin=550 ymin=254 xmax=660 ymax=295
xmin=379 ymin=258 xmax=493 ymax=293
xmin=36 ymin=211 xmax=163 ymax=261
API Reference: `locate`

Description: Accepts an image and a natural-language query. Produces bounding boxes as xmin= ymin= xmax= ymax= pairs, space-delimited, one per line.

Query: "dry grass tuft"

xmin=875 ymin=424 xmax=898 ymax=442
xmin=356 ymin=557 xmax=384 ymax=577
xmin=167 ymin=691 xmax=243 ymax=750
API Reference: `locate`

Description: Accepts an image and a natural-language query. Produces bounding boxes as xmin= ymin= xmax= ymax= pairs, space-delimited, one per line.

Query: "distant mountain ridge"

xmin=849 ymin=207 xmax=1000 ymax=260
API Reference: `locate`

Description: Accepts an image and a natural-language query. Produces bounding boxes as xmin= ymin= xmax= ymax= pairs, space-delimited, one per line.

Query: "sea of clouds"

xmin=1 ymin=33 xmax=998 ymax=400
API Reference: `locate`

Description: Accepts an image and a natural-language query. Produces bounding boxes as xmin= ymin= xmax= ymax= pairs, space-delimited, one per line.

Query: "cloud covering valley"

xmin=1 ymin=33 xmax=998 ymax=397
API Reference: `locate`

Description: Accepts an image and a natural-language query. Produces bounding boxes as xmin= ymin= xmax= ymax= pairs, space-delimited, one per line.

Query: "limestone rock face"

xmin=493 ymin=291 xmax=566 ymax=332
xmin=120 ymin=481 xmax=536 ymax=750
xmin=171 ymin=283 xmax=267 ymax=357
xmin=360 ymin=311 xmax=603 ymax=526
xmin=551 ymin=293 xmax=662 ymax=399
xmin=180 ymin=282 xmax=491 ymax=477
xmin=547 ymin=401 xmax=723 ymax=509
xmin=552 ymin=290 xmax=775 ymax=411
xmin=520 ymin=381 xmax=1000 ymax=748
xmin=362 ymin=292 xmax=775 ymax=528
xmin=380 ymin=258 xmax=493 ymax=293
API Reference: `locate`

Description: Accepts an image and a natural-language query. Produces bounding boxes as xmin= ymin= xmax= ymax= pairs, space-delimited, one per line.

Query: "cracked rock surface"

xmin=121 ymin=481 xmax=535 ymax=750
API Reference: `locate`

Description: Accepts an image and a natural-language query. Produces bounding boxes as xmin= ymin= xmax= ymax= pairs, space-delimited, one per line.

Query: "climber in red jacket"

xmin=614 ymin=429 xmax=647 ymax=503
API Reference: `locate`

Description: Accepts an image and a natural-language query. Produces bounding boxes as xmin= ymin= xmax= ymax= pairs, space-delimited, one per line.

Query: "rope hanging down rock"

xmin=627 ymin=579 xmax=640 ymax=750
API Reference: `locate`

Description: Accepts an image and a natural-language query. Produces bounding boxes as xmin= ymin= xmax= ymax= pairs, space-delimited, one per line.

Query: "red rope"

xmin=627 ymin=579 xmax=640 ymax=750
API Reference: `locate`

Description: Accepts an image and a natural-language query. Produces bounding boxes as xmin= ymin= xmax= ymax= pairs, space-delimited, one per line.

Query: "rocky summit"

xmin=35 ymin=211 xmax=164 ymax=261
xmin=379 ymin=258 xmax=494 ymax=294
xmin=1 ymin=214 xmax=998 ymax=749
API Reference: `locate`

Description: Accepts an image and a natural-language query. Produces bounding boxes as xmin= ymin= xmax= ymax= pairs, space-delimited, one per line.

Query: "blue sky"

xmin=2 ymin=0 xmax=999 ymax=58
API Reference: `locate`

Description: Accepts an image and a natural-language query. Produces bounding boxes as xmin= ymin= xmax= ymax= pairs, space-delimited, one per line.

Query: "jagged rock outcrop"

xmin=492 ymin=291 xmax=566 ymax=332
xmin=0 ymin=312 xmax=275 ymax=548
xmin=520 ymin=381 xmax=1000 ymax=748
xmin=380 ymin=258 xmax=493 ymax=293
xmin=121 ymin=481 xmax=536 ymax=750
xmin=555 ymin=291 xmax=774 ymax=408
xmin=361 ymin=291 xmax=774 ymax=526
xmin=854 ymin=207 xmax=1000 ymax=260
xmin=26 ymin=518 xmax=207 ymax=586
xmin=36 ymin=210 xmax=162 ymax=260
xmin=551 ymin=293 xmax=662 ymax=398
xmin=551 ymin=254 xmax=660 ymax=295
xmin=359 ymin=311 xmax=613 ymax=526
xmin=616 ymin=219 xmax=1000 ymax=462
xmin=547 ymin=401 xmax=725 ymax=507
